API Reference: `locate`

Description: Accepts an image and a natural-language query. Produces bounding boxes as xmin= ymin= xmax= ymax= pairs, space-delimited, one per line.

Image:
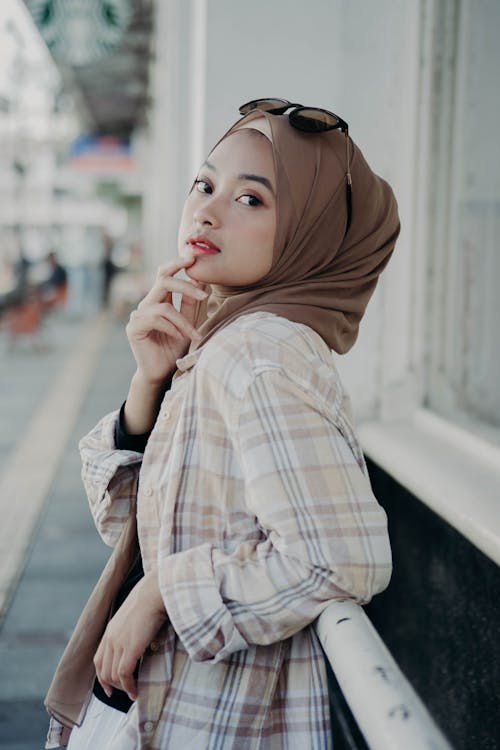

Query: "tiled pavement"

xmin=0 ymin=313 xmax=136 ymax=749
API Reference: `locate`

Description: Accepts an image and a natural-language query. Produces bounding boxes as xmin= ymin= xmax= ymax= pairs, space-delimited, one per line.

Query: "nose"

xmin=193 ymin=195 xmax=220 ymax=227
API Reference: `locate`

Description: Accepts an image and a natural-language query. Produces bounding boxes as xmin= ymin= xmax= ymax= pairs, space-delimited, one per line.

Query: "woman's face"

xmin=178 ymin=129 xmax=276 ymax=286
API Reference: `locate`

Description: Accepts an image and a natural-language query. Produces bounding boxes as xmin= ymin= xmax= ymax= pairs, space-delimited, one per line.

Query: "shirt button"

xmin=144 ymin=720 xmax=155 ymax=733
xmin=161 ymin=409 xmax=170 ymax=419
xmin=150 ymin=640 xmax=160 ymax=652
xmin=144 ymin=487 xmax=153 ymax=496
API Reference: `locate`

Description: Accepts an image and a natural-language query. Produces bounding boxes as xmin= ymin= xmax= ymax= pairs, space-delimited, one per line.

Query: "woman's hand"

xmin=126 ymin=256 xmax=208 ymax=387
xmin=94 ymin=570 xmax=167 ymax=701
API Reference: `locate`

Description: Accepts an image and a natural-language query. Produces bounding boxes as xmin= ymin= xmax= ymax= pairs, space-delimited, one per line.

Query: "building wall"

xmin=203 ymin=0 xmax=341 ymax=149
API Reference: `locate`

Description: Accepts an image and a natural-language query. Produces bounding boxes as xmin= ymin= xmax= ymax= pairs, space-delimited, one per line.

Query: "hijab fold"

xmin=193 ymin=109 xmax=400 ymax=354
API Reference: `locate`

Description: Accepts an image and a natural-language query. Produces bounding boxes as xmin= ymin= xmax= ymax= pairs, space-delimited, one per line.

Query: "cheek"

xmin=243 ymin=213 xmax=275 ymax=246
xmin=253 ymin=222 xmax=275 ymax=274
xmin=180 ymin=198 xmax=192 ymax=224
xmin=177 ymin=201 xmax=193 ymax=243
xmin=259 ymin=216 xmax=276 ymax=257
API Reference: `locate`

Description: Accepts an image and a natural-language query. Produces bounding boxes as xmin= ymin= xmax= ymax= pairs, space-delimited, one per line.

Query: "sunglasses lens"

xmin=239 ymin=98 xmax=290 ymax=115
xmin=290 ymin=108 xmax=339 ymax=132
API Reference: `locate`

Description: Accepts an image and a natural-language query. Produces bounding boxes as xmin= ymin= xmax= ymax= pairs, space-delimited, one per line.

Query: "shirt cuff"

xmin=114 ymin=402 xmax=152 ymax=453
xmin=159 ymin=544 xmax=248 ymax=663
xmin=45 ymin=716 xmax=72 ymax=748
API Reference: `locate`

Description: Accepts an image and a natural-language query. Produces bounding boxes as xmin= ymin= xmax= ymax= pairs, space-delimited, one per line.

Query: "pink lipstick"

xmin=188 ymin=236 xmax=220 ymax=255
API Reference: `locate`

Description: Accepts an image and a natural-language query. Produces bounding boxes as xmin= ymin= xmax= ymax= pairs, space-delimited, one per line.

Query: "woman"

xmin=45 ymin=99 xmax=400 ymax=749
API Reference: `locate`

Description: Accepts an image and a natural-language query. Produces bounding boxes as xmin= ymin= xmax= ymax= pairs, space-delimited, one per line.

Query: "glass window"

xmin=426 ymin=0 xmax=500 ymax=439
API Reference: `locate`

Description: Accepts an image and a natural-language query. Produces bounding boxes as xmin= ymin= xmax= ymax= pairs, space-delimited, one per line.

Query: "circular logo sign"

xmin=25 ymin=0 xmax=133 ymax=67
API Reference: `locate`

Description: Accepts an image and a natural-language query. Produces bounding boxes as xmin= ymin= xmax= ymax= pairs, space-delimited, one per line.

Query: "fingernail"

xmin=196 ymin=290 xmax=208 ymax=298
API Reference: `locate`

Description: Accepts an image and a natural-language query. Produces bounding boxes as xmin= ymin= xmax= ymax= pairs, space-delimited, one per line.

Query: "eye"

xmin=194 ymin=179 xmax=212 ymax=194
xmin=238 ymin=194 xmax=262 ymax=207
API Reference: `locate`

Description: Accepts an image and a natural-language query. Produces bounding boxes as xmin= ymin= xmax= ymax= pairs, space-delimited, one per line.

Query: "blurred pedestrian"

xmin=45 ymin=100 xmax=400 ymax=749
xmin=101 ymin=232 xmax=120 ymax=308
xmin=40 ymin=251 xmax=68 ymax=311
xmin=12 ymin=250 xmax=31 ymax=300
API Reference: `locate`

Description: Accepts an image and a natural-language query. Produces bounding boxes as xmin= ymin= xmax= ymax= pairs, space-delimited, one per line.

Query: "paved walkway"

xmin=0 ymin=312 xmax=136 ymax=750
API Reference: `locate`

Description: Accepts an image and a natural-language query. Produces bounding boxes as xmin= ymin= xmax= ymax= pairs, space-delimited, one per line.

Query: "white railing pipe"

xmin=315 ymin=600 xmax=454 ymax=750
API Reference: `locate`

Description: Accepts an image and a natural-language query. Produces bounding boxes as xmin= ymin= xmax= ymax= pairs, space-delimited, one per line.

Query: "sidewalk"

xmin=0 ymin=313 xmax=136 ymax=750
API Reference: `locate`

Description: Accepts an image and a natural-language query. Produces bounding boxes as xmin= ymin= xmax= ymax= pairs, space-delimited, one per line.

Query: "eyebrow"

xmin=202 ymin=160 xmax=275 ymax=196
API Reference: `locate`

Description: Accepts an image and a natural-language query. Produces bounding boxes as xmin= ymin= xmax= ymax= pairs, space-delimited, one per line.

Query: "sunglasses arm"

xmin=345 ymin=131 xmax=352 ymax=234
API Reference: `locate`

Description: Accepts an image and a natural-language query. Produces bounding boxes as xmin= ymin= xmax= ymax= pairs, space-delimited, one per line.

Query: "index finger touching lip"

xmin=179 ymin=244 xmax=195 ymax=262
xmin=156 ymin=255 xmax=195 ymax=280
xmin=139 ymin=277 xmax=206 ymax=308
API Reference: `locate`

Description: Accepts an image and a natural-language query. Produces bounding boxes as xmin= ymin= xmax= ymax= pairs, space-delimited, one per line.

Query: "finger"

xmin=128 ymin=305 xmax=201 ymax=343
xmin=156 ymin=255 xmax=196 ymax=279
xmin=133 ymin=255 xmax=198 ymax=308
xmin=179 ymin=288 xmax=205 ymax=330
xmin=153 ymin=302 xmax=202 ymax=341
xmin=152 ymin=256 xmax=197 ymax=296
xmin=94 ymin=638 xmax=113 ymax=698
xmin=139 ymin=276 xmax=208 ymax=308
xmin=116 ymin=652 xmax=139 ymax=701
xmin=111 ymin=645 xmax=127 ymax=695
xmin=127 ymin=309 xmax=185 ymax=342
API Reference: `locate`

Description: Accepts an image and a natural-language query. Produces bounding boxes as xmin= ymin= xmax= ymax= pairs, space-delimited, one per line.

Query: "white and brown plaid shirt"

xmin=54 ymin=312 xmax=391 ymax=749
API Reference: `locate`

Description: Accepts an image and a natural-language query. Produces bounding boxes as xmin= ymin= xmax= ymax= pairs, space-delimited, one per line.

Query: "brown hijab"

xmin=194 ymin=108 xmax=400 ymax=354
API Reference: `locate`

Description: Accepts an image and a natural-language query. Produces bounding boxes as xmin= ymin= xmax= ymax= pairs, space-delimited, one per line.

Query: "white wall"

xmin=329 ymin=2 xmax=422 ymax=421
xmin=203 ymin=0 xmax=342 ymax=150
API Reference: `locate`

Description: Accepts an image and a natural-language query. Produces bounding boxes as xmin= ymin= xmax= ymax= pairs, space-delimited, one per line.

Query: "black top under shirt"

xmin=93 ymin=403 xmax=149 ymax=713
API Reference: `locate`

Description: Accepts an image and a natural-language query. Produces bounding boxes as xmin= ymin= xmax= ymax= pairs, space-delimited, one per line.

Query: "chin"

xmin=185 ymin=264 xmax=209 ymax=282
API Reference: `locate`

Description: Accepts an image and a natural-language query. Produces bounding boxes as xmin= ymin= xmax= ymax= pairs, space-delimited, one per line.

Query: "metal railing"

xmin=315 ymin=600 xmax=454 ymax=750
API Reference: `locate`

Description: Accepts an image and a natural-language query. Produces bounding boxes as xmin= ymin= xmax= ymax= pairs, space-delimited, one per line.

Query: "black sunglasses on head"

xmin=239 ymin=98 xmax=352 ymax=233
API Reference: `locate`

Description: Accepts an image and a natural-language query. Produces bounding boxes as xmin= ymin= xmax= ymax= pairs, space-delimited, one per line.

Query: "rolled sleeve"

xmin=79 ymin=410 xmax=144 ymax=546
xmin=159 ymin=544 xmax=247 ymax=662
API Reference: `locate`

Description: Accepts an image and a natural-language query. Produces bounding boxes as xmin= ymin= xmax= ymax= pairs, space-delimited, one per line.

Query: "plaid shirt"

xmin=70 ymin=312 xmax=391 ymax=749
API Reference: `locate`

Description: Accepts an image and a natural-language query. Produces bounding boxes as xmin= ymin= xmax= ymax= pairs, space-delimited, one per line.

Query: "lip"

xmin=187 ymin=236 xmax=221 ymax=255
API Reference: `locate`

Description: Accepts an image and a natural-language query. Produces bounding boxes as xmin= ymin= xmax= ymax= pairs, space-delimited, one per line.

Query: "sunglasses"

xmin=239 ymin=98 xmax=352 ymax=233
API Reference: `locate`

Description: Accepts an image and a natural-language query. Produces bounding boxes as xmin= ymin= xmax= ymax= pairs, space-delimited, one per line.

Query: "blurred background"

xmin=0 ymin=1 xmax=498 ymax=749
